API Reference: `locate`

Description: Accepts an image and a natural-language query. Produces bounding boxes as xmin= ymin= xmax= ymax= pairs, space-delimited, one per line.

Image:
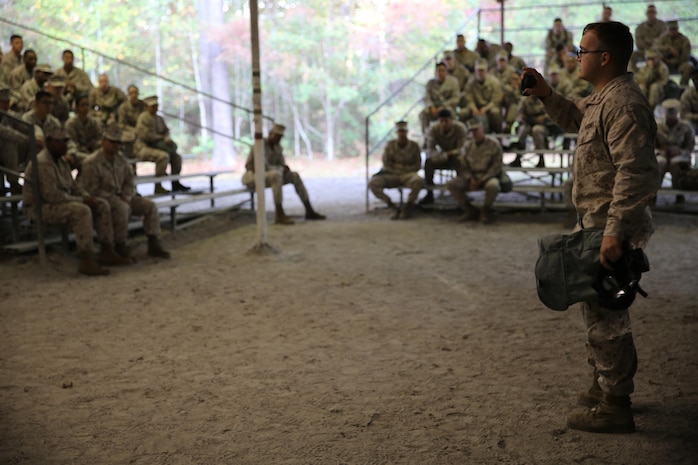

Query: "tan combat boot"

xmin=400 ymin=202 xmax=415 ymax=220
xmin=115 ymin=242 xmax=136 ymax=263
xmin=577 ymin=372 xmax=603 ymax=408
xmin=480 ymin=207 xmax=492 ymax=224
xmin=147 ymin=235 xmax=171 ymax=259
xmin=100 ymin=243 xmax=135 ymax=266
xmin=457 ymin=205 xmax=479 ymax=222
xmin=567 ymin=393 xmax=635 ymax=434
xmin=78 ymin=251 xmax=110 ymax=276
xmin=275 ymin=204 xmax=295 ymax=225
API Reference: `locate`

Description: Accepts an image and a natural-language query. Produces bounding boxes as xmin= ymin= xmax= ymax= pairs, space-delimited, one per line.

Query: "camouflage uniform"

xmin=22 ymin=109 xmax=62 ymax=143
xmin=423 ymin=120 xmax=468 ymax=186
xmin=54 ymin=66 xmax=93 ymax=102
xmin=453 ymin=47 xmax=478 ymax=71
xmin=369 ymin=139 xmax=423 ymax=204
xmin=118 ymin=99 xmax=145 ymax=132
xmin=508 ymin=54 xmax=527 ymax=72
xmin=88 ymin=86 xmax=126 ymax=127
xmin=680 ymin=86 xmax=698 ymax=133
xmin=542 ymin=73 xmax=658 ymax=397
xmin=65 ymin=115 xmax=103 ymax=164
xmin=23 ymin=148 xmax=113 ymax=252
xmin=631 ymin=19 xmax=666 ymax=71
xmin=50 ymin=95 xmax=71 ymax=126
xmin=1 ymin=52 xmax=21 ymax=78
xmin=17 ymin=78 xmax=41 ymax=113
xmin=549 ymin=75 xmax=574 ymax=100
xmin=135 ymin=111 xmax=182 ymax=176
xmin=517 ymin=96 xmax=551 ymax=149
xmin=490 ymin=63 xmax=516 ymax=86
xmin=562 ymin=65 xmax=594 ymax=98
xmin=545 ymin=28 xmax=573 ymax=62
xmin=656 ymin=118 xmax=695 ymax=186
xmin=462 ymin=74 xmax=503 ymax=132
xmin=653 ymin=31 xmax=693 ymax=85
xmin=8 ymin=65 xmax=32 ymax=91
xmin=501 ymin=75 xmax=522 ymax=133
xmin=446 ymin=134 xmax=502 ymax=210
xmin=634 ymin=60 xmax=669 ymax=109
xmin=81 ymin=148 xmax=161 ymax=242
xmin=420 ymin=75 xmax=461 ymax=133
xmin=242 ymin=138 xmax=311 ymax=206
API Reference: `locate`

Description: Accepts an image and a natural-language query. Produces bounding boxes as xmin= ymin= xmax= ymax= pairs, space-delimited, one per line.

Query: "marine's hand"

xmin=600 ymin=235 xmax=623 ymax=270
xmin=521 ymin=68 xmax=553 ymax=98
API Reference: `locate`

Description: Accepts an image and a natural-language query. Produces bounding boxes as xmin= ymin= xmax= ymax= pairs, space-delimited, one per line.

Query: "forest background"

xmin=1 ymin=0 xmax=696 ymax=168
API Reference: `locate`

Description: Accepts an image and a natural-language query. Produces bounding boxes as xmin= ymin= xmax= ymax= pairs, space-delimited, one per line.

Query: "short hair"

xmin=436 ymin=62 xmax=447 ymax=69
xmin=554 ymin=18 xmax=562 ymax=23
xmin=127 ymin=84 xmax=139 ymax=92
xmin=456 ymin=34 xmax=465 ymax=39
xmin=10 ymin=34 xmax=22 ymax=42
xmin=23 ymin=49 xmax=36 ymax=58
xmin=583 ymin=21 xmax=634 ymax=70
xmin=74 ymin=93 xmax=90 ymax=105
xmin=62 ymin=49 xmax=74 ymax=57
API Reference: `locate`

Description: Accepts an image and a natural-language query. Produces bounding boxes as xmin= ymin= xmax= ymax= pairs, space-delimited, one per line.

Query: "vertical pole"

xmin=499 ymin=0 xmax=505 ymax=46
xmin=250 ymin=0 xmax=268 ymax=247
xmin=365 ymin=116 xmax=370 ymax=213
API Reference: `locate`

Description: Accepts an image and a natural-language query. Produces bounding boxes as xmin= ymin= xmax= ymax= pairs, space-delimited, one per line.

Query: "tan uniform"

xmin=550 ymin=76 xmax=574 ymax=100
xmin=490 ymin=64 xmax=516 ymax=85
xmin=22 ymin=110 xmax=62 ymax=143
xmin=631 ymin=20 xmax=666 ymax=70
xmin=22 ymin=149 xmax=113 ymax=252
xmin=656 ymin=119 xmax=695 ymax=186
xmin=446 ymin=135 xmax=502 ymax=209
xmin=135 ymin=111 xmax=182 ymax=176
xmin=7 ymin=65 xmax=32 ymax=90
xmin=1 ymin=51 xmax=21 ymax=78
xmin=543 ymin=73 xmax=658 ymax=397
xmin=517 ymin=96 xmax=552 ymax=149
xmin=463 ymin=75 xmax=503 ymax=132
xmin=242 ymin=138 xmax=310 ymax=206
xmin=634 ymin=61 xmax=669 ymax=108
xmin=653 ymin=32 xmax=693 ymax=85
xmin=65 ymin=115 xmax=102 ymax=162
xmin=423 ymin=120 xmax=468 ymax=185
xmin=680 ymin=86 xmax=698 ymax=132
xmin=81 ymin=148 xmax=161 ymax=242
xmin=54 ymin=66 xmax=93 ymax=100
xmin=17 ymin=78 xmax=41 ymax=113
xmin=562 ymin=67 xmax=594 ymax=98
xmin=420 ymin=75 xmax=461 ymax=133
xmin=50 ymin=95 xmax=71 ymax=125
xmin=501 ymin=80 xmax=522 ymax=132
xmin=448 ymin=64 xmax=470 ymax=92
xmin=453 ymin=47 xmax=478 ymax=71
xmin=88 ymin=86 xmax=126 ymax=126
xmin=369 ymin=139 xmax=423 ymax=204
xmin=545 ymin=29 xmax=573 ymax=58
xmin=508 ymin=54 xmax=527 ymax=72
xmin=118 ymin=99 xmax=145 ymax=132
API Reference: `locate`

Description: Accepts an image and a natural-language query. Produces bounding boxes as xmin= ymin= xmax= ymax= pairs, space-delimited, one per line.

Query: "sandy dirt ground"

xmin=1 ymin=175 xmax=697 ymax=465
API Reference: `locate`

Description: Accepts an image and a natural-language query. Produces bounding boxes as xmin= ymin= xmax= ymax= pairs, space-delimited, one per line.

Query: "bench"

xmin=152 ymin=187 xmax=254 ymax=231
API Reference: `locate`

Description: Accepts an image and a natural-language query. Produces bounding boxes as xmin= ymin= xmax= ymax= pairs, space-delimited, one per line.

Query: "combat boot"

xmin=154 ymin=183 xmax=170 ymax=195
xmin=400 ymin=202 xmax=415 ymax=220
xmin=480 ymin=207 xmax=492 ymax=224
xmin=457 ymin=205 xmax=479 ymax=222
xmin=275 ymin=204 xmax=295 ymax=225
xmin=99 ymin=243 xmax=134 ymax=266
xmin=304 ymin=206 xmax=326 ymax=220
xmin=418 ymin=191 xmax=434 ymax=205
xmin=567 ymin=393 xmax=635 ymax=434
xmin=78 ymin=251 xmax=110 ymax=276
xmin=147 ymin=235 xmax=171 ymax=259
xmin=577 ymin=373 xmax=603 ymax=408
xmin=115 ymin=242 xmax=136 ymax=263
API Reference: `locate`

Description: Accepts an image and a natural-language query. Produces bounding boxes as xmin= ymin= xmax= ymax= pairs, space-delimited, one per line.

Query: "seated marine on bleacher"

xmin=653 ymin=19 xmax=694 ymax=86
xmin=1 ymin=34 xmax=23 ymax=80
xmin=419 ymin=108 xmax=468 ymax=206
xmin=22 ymin=127 xmax=132 ymax=276
xmin=7 ymin=48 xmax=36 ymax=91
xmin=135 ymin=95 xmax=190 ymax=194
xmin=680 ymin=68 xmax=698 ymax=133
xmin=242 ymin=123 xmax=325 ymax=225
xmin=510 ymin=95 xmax=558 ymax=168
xmin=22 ymin=90 xmax=62 ymax=152
xmin=54 ymin=49 xmax=94 ymax=105
xmin=16 ymin=63 xmax=52 ymax=114
xmin=368 ymin=120 xmax=423 ymax=220
xmin=461 ymin=60 xmax=503 ymax=134
xmin=445 ymin=118 xmax=503 ymax=224
xmin=117 ymin=84 xmax=145 ymax=158
xmin=46 ymin=75 xmax=71 ymax=126
xmin=65 ymin=94 xmax=102 ymax=169
xmin=89 ymin=73 xmax=126 ymax=128
xmin=419 ymin=61 xmax=460 ymax=135
xmin=634 ymin=49 xmax=669 ymax=112
xmin=0 ymin=84 xmax=30 ymax=195
xmin=80 ymin=125 xmax=170 ymax=261
xmin=655 ymin=98 xmax=695 ymax=204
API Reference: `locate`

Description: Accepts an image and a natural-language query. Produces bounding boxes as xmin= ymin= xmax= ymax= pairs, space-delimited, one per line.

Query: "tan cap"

xmin=548 ymin=64 xmax=561 ymax=74
xmin=48 ymin=75 xmax=66 ymax=87
xmin=662 ymin=98 xmax=681 ymax=112
xmin=467 ymin=118 xmax=482 ymax=131
xmin=395 ymin=121 xmax=408 ymax=131
xmin=496 ymin=51 xmax=508 ymax=61
xmin=475 ymin=60 xmax=488 ymax=71
xmin=45 ymin=127 xmax=69 ymax=141
xmin=271 ymin=123 xmax=286 ymax=136
xmin=667 ymin=20 xmax=678 ymax=29
xmin=143 ymin=95 xmax=158 ymax=106
xmin=645 ymin=49 xmax=658 ymax=59
xmin=103 ymin=125 xmax=124 ymax=142
xmin=34 ymin=64 xmax=53 ymax=74
xmin=442 ymin=50 xmax=454 ymax=59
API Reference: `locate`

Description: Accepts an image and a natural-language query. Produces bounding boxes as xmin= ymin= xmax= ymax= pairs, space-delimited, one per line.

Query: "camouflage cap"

xmin=45 ymin=127 xmax=69 ymax=141
xmin=548 ymin=64 xmax=561 ymax=74
xmin=271 ymin=123 xmax=286 ymax=136
xmin=496 ymin=51 xmax=508 ymax=61
xmin=645 ymin=49 xmax=658 ymax=59
xmin=466 ymin=118 xmax=482 ymax=131
xmin=103 ymin=125 xmax=124 ymax=142
xmin=667 ymin=19 xmax=678 ymax=29
xmin=662 ymin=98 xmax=681 ymax=113
xmin=34 ymin=64 xmax=53 ymax=74
xmin=395 ymin=121 xmax=408 ymax=131
xmin=442 ymin=50 xmax=454 ymax=59
xmin=48 ymin=75 xmax=66 ymax=87
xmin=475 ymin=60 xmax=488 ymax=71
xmin=143 ymin=95 xmax=159 ymax=106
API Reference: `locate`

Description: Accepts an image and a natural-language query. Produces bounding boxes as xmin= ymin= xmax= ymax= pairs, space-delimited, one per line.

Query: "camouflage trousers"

xmin=657 ymin=154 xmax=691 ymax=187
xmin=581 ymin=301 xmax=637 ymax=397
xmin=135 ymin=141 xmax=182 ymax=176
xmin=369 ymin=172 xmax=424 ymax=204
xmin=242 ymin=169 xmax=309 ymax=206
xmin=517 ymin=123 xmax=549 ymax=150
xmin=29 ymin=199 xmax=113 ymax=252
xmin=106 ymin=195 xmax=160 ymax=243
xmin=445 ymin=176 xmax=501 ymax=209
